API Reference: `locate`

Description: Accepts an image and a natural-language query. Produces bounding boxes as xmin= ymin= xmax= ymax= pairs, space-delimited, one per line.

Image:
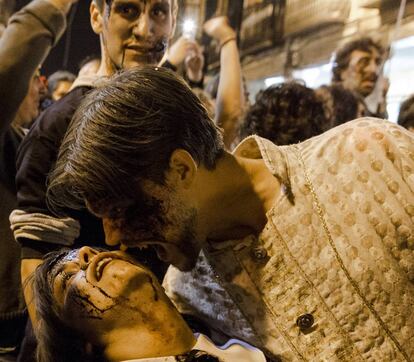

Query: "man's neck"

xmin=201 ymin=153 xmax=280 ymax=242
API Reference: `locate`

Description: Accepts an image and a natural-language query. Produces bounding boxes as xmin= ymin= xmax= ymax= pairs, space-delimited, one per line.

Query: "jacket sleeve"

xmin=0 ymin=0 xmax=66 ymax=131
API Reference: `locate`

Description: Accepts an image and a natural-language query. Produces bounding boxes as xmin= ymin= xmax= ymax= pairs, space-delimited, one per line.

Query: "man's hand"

xmin=185 ymin=42 xmax=204 ymax=83
xmin=167 ymin=36 xmax=198 ymax=67
xmin=203 ymin=16 xmax=236 ymax=44
xmin=45 ymin=0 xmax=79 ymax=15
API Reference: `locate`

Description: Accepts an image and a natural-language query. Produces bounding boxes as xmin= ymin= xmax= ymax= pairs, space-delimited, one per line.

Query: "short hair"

xmin=332 ymin=37 xmax=384 ymax=82
xmin=398 ymin=95 xmax=414 ymax=129
xmin=93 ymin=0 xmax=178 ymax=14
xmin=241 ymin=82 xmax=326 ymax=145
xmin=316 ymin=84 xmax=365 ymax=129
xmin=33 ymin=250 xmax=105 ymax=362
xmin=47 ymin=66 xmax=224 ymax=217
xmin=47 ymin=71 xmax=76 ymax=93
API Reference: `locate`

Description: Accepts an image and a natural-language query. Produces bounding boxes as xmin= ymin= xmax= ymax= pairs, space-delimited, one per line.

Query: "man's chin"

xmin=122 ymin=53 xmax=164 ymax=69
xmin=359 ymin=83 xmax=376 ymax=97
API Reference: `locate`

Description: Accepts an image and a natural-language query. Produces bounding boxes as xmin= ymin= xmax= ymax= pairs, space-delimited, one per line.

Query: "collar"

xmin=122 ymin=333 xmax=266 ymax=362
xmin=234 ymin=135 xmax=294 ymax=204
xmin=69 ymin=73 xmax=103 ymax=91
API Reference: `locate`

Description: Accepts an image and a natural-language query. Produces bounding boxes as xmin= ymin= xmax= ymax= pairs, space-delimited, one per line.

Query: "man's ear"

xmin=90 ymin=1 xmax=104 ymax=35
xmin=167 ymin=149 xmax=197 ymax=188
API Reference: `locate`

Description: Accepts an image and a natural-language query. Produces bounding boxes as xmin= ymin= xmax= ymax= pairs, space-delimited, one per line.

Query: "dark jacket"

xmin=0 ymin=0 xmax=66 ymax=349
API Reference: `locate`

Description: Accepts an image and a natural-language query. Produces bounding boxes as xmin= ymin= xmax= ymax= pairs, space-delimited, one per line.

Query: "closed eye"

xmin=61 ymin=271 xmax=75 ymax=289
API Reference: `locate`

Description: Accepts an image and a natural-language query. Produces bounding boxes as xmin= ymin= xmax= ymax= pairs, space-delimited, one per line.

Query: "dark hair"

xmin=33 ymin=250 xmax=106 ymax=362
xmin=398 ymin=95 xmax=414 ymax=129
xmin=94 ymin=0 xmax=178 ymax=14
xmin=241 ymin=82 xmax=326 ymax=145
xmin=316 ymin=84 xmax=365 ymax=129
xmin=47 ymin=71 xmax=76 ymax=93
xmin=332 ymin=37 xmax=384 ymax=82
xmin=47 ymin=66 xmax=224 ymax=217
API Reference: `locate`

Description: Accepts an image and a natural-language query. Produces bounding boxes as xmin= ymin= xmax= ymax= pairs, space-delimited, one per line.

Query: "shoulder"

xmin=302 ymin=117 xmax=413 ymax=156
xmin=24 ymin=86 xmax=92 ymax=143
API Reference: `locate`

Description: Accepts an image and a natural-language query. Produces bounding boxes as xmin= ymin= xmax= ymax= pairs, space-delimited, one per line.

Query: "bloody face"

xmin=49 ymin=247 xmax=169 ymax=339
xmin=101 ymin=183 xmax=203 ymax=272
xmin=340 ymin=47 xmax=382 ymax=97
xmin=100 ymin=0 xmax=174 ymax=70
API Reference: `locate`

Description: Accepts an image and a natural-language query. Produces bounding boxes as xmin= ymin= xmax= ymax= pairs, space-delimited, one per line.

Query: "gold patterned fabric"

xmin=164 ymin=118 xmax=414 ymax=361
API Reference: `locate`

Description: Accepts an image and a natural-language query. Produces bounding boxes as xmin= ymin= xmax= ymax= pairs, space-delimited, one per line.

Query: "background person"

xmin=242 ymin=82 xmax=327 ymax=145
xmin=166 ymin=16 xmax=245 ymax=149
xmin=331 ymin=36 xmax=385 ymax=117
xmin=0 ymin=0 xmax=77 ymax=358
xmin=47 ymin=70 xmax=76 ymax=101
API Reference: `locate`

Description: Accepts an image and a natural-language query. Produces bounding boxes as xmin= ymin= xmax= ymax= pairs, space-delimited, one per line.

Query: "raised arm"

xmin=0 ymin=0 xmax=77 ymax=131
xmin=203 ymin=16 xmax=245 ymax=149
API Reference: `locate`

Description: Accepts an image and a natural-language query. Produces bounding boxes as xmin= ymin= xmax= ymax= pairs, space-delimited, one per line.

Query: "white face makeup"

xmin=99 ymin=0 xmax=174 ymax=70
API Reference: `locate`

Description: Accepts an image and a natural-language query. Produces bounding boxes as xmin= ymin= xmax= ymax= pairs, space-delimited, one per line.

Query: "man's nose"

xmin=365 ymin=58 xmax=380 ymax=74
xmin=78 ymin=247 xmax=99 ymax=269
xmin=133 ymin=12 xmax=154 ymax=39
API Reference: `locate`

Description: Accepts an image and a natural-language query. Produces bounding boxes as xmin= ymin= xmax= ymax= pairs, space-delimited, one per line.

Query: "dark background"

xmin=15 ymin=0 xmax=100 ymax=76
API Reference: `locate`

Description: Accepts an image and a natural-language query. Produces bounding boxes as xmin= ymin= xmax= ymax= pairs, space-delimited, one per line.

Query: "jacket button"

xmin=251 ymin=246 xmax=268 ymax=262
xmin=296 ymin=313 xmax=314 ymax=330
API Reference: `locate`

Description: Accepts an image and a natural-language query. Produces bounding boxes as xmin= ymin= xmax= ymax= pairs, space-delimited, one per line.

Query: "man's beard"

xmin=172 ymin=207 xmax=200 ymax=271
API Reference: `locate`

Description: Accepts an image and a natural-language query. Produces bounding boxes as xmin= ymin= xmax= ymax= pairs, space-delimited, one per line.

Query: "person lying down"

xmin=32 ymin=247 xmax=270 ymax=362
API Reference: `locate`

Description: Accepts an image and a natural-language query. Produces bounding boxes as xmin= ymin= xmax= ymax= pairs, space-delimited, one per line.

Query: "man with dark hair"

xmin=332 ymin=37 xmax=384 ymax=99
xmin=49 ymin=66 xmax=414 ymax=360
xmin=12 ymin=0 xmax=178 ymax=326
xmin=398 ymin=95 xmax=414 ymax=132
xmin=242 ymin=82 xmax=327 ymax=145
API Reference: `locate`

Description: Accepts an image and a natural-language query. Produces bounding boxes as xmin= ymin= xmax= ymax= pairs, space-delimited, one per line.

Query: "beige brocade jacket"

xmin=164 ymin=118 xmax=414 ymax=361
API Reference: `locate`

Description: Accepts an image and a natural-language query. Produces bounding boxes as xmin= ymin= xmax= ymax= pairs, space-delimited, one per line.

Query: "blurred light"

xmin=265 ymin=76 xmax=284 ymax=87
xmin=292 ymin=63 xmax=331 ymax=88
xmin=394 ymin=35 xmax=414 ymax=50
xmin=183 ymin=19 xmax=196 ymax=39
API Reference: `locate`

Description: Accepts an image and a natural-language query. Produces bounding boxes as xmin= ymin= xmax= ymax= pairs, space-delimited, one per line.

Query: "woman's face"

xmin=49 ymin=247 xmax=167 ymax=338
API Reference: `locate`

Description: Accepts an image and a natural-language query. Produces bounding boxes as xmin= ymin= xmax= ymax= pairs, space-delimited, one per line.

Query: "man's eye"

xmin=152 ymin=4 xmax=168 ymax=19
xmin=358 ymin=58 xmax=370 ymax=68
xmin=116 ymin=4 xmax=139 ymax=18
xmin=61 ymin=271 xmax=75 ymax=289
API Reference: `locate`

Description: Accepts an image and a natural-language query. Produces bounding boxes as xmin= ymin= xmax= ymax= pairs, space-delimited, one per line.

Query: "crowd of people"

xmin=0 ymin=0 xmax=413 ymax=361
